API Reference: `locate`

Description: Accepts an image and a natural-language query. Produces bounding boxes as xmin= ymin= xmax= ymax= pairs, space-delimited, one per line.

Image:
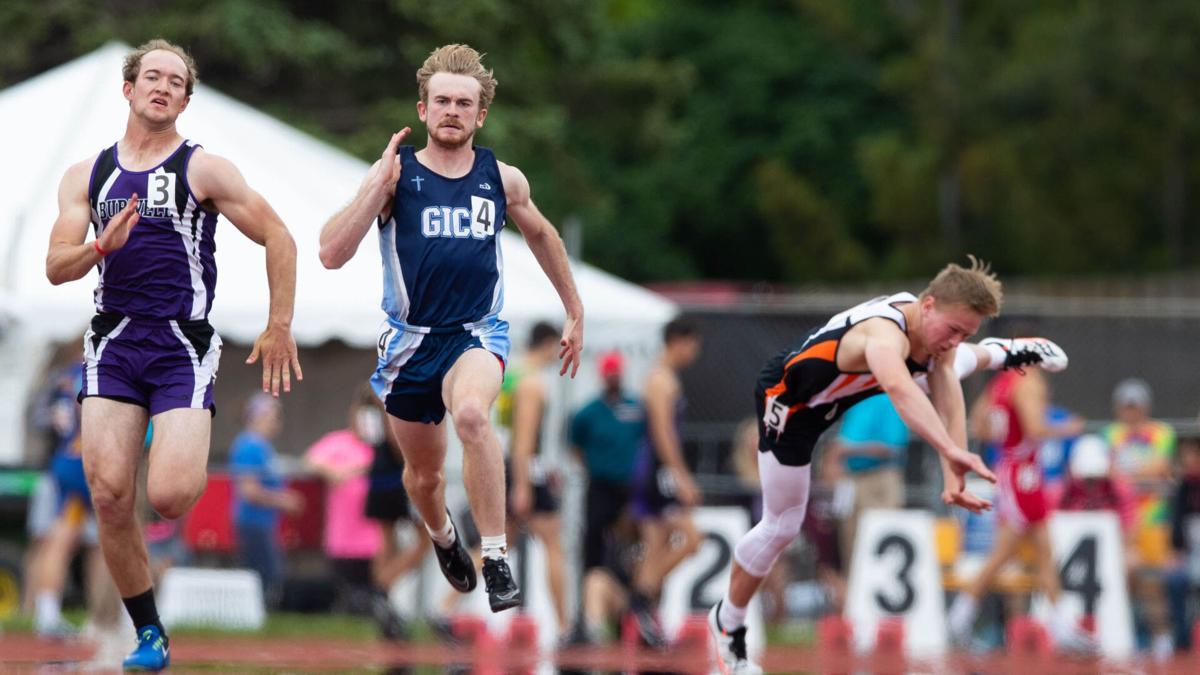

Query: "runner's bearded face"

xmin=418 ymin=72 xmax=486 ymax=150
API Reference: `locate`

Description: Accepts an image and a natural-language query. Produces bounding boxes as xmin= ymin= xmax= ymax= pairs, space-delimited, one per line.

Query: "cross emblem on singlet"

xmin=411 ymin=175 xmax=424 ymax=191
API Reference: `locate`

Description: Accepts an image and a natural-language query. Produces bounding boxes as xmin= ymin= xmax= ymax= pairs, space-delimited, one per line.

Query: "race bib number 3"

xmin=147 ymin=171 xmax=177 ymax=209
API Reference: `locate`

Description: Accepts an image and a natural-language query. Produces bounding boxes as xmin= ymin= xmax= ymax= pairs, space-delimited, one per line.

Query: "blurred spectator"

xmin=24 ymin=362 xmax=99 ymax=638
xmin=568 ymin=349 xmax=644 ymax=643
xmin=1039 ymin=404 xmax=1086 ymax=507
xmin=24 ymin=358 xmax=88 ymax=614
xmin=1103 ymin=378 xmax=1176 ymax=524
xmin=823 ymin=393 xmax=909 ymax=565
xmin=229 ymin=393 xmax=303 ymax=608
xmin=950 ymin=367 xmax=1089 ymax=652
xmin=1165 ymin=437 xmax=1200 ymax=651
xmin=502 ymin=322 xmax=568 ymax=635
xmin=305 ymin=387 xmax=408 ymax=639
xmin=361 ymin=391 xmax=431 ymax=636
xmin=1058 ymin=434 xmax=1136 ymax=534
xmin=630 ymin=320 xmax=704 ymax=645
xmin=1101 ymin=378 xmax=1176 ymax=657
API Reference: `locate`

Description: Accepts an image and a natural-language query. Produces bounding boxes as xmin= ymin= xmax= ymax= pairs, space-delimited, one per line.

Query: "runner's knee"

xmin=147 ymin=473 xmax=205 ymax=520
xmin=734 ymin=503 xmax=807 ymax=578
xmin=89 ymin=476 xmax=135 ymax=523
xmin=450 ymin=401 xmax=490 ymax=444
xmin=403 ymin=464 xmax=444 ymax=495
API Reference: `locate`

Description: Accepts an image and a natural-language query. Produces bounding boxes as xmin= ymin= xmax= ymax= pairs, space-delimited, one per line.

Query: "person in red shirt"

xmin=949 ymin=367 xmax=1088 ymax=651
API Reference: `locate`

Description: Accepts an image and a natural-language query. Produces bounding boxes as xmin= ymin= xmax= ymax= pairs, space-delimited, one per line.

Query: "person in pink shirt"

xmin=306 ymin=389 xmax=405 ymax=639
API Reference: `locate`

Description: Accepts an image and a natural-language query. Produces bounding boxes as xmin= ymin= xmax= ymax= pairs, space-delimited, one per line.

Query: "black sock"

xmin=122 ymin=588 xmax=167 ymax=640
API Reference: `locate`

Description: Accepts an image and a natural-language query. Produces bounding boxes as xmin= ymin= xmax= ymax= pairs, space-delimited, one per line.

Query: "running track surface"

xmin=2 ymin=634 xmax=1197 ymax=673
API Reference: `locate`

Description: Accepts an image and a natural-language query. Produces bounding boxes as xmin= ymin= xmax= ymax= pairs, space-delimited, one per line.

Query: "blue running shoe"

xmin=123 ymin=624 xmax=170 ymax=671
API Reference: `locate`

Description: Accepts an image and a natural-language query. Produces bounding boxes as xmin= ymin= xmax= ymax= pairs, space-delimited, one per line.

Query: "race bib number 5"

xmin=763 ymin=395 xmax=789 ymax=435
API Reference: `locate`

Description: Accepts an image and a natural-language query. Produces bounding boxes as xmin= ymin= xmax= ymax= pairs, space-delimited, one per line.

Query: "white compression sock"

xmin=481 ymin=534 xmax=508 ymax=561
xmin=952 ymin=343 xmax=981 ymax=377
xmin=981 ymin=342 xmax=1008 ymax=370
xmin=35 ymin=591 xmax=61 ymax=629
xmin=718 ymin=596 xmax=749 ymax=631
xmin=948 ymin=593 xmax=978 ymax=632
xmin=426 ymin=516 xmax=456 ymax=548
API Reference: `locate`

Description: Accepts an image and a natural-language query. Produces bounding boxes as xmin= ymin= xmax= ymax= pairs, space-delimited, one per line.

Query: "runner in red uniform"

xmin=948 ymin=366 xmax=1090 ymax=652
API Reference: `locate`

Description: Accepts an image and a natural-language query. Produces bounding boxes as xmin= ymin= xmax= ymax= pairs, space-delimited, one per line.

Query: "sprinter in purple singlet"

xmin=45 ymin=39 xmax=301 ymax=671
xmin=320 ymin=45 xmax=584 ymax=614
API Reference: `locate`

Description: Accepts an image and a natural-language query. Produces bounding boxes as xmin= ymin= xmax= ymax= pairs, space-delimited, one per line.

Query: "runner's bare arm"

xmin=644 ymin=369 xmax=700 ymax=505
xmin=863 ymin=323 xmax=960 ymax=456
xmin=500 ymin=162 xmax=584 ymax=377
xmin=319 ymin=128 xmax=409 ymax=269
xmin=46 ymin=158 xmax=135 ymax=284
xmin=863 ymin=322 xmax=995 ymax=478
xmin=190 ymin=150 xmax=302 ymax=396
xmin=927 ymin=351 xmax=995 ymax=512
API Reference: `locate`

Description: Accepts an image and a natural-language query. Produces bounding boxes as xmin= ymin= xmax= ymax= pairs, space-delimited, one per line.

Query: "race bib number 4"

xmin=471 ymin=196 xmax=496 ymax=238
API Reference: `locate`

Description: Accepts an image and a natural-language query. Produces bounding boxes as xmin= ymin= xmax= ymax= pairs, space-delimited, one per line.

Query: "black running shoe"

xmin=432 ymin=516 xmax=477 ymax=593
xmin=370 ymin=592 xmax=409 ymax=642
xmin=629 ymin=592 xmax=667 ymax=648
xmin=482 ymin=558 xmax=521 ymax=612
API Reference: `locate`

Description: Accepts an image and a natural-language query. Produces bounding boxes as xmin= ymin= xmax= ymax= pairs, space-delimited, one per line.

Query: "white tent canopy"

xmin=0 ymin=43 xmax=676 ymax=464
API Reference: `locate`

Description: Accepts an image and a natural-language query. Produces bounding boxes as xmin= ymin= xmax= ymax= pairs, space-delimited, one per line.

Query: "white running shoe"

xmin=1049 ymin=620 xmax=1098 ymax=655
xmin=708 ymin=602 xmax=762 ymax=675
xmin=981 ymin=337 xmax=1069 ymax=373
xmin=945 ymin=594 xmax=977 ymax=649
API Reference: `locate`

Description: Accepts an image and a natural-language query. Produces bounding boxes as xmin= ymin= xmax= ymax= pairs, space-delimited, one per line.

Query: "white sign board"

xmin=845 ymin=509 xmax=946 ymax=656
xmin=1032 ymin=510 xmax=1134 ymax=659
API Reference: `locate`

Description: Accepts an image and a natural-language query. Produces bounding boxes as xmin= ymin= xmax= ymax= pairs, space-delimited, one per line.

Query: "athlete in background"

xmin=948 ymin=366 xmax=1091 ymax=651
xmin=504 ymin=322 xmax=569 ymax=633
xmin=628 ymin=318 xmax=703 ymax=645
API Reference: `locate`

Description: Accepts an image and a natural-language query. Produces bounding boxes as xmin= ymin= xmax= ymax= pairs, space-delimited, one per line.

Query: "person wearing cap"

xmin=567 ymin=349 xmax=646 ymax=643
xmin=1099 ymin=380 xmax=1179 ymax=659
xmin=1103 ymin=379 xmax=1176 ymax=513
xmin=229 ymin=393 xmax=304 ymax=608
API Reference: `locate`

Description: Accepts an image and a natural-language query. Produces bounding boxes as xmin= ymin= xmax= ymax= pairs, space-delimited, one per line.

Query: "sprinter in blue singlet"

xmin=319 ymin=44 xmax=584 ymax=613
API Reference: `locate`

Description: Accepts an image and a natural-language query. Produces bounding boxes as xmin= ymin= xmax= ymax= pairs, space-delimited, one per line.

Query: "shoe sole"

xmin=708 ymin=606 xmax=733 ymax=675
xmin=489 ymin=592 xmax=522 ymax=613
xmin=445 ymin=574 xmax=477 ymax=593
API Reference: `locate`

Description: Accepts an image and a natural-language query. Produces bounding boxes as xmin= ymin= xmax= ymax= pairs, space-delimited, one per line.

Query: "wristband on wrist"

xmin=93 ymin=240 xmax=108 ymax=257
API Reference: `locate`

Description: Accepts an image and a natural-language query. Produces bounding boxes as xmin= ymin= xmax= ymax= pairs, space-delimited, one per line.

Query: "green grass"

xmin=1 ymin=609 xmax=379 ymax=640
